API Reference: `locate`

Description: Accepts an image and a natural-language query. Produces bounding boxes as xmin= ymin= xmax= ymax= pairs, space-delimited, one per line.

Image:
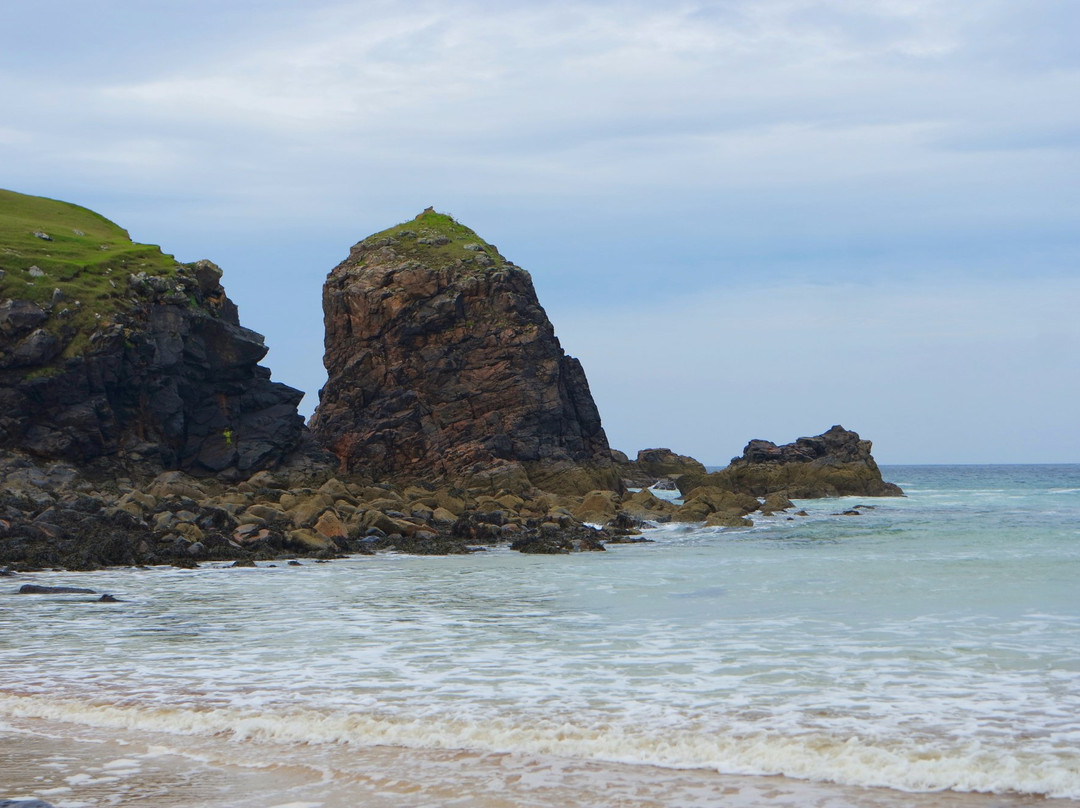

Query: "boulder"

xmin=287 ymin=529 xmax=335 ymax=552
xmin=573 ymin=490 xmax=620 ymax=524
xmin=313 ymin=510 xmax=347 ymax=540
xmin=705 ymin=512 xmax=753 ymax=528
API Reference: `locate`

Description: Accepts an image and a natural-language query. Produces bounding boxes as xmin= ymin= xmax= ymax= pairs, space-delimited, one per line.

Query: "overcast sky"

xmin=2 ymin=1 xmax=1078 ymax=463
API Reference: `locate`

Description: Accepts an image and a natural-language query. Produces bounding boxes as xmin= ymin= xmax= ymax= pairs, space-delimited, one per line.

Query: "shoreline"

xmin=2 ymin=713 xmax=1066 ymax=808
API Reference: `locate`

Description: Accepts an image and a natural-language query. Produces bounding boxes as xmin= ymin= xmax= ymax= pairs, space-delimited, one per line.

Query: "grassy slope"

xmin=0 ymin=188 xmax=181 ymax=359
xmin=361 ymin=209 xmax=508 ymax=270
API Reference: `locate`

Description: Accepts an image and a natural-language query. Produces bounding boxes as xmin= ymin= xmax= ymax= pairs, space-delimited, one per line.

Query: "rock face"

xmin=0 ymin=189 xmax=305 ymax=477
xmin=310 ymin=209 xmax=617 ymax=493
xmin=679 ymin=425 xmax=903 ymax=498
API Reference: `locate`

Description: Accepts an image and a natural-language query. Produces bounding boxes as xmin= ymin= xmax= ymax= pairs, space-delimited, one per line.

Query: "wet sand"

xmin=1 ymin=716 xmax=1066 ymax=808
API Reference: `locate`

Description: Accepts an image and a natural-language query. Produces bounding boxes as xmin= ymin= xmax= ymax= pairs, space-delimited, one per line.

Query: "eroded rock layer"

xmin=310 ymin=209 xmax=616 ymax=492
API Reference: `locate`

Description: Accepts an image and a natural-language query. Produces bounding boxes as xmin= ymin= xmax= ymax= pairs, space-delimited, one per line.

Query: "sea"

xmin=1 ymin=464 xmax=1078 ymax=808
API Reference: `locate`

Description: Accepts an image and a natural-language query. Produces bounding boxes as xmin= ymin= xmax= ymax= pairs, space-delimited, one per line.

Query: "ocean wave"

xmin=3 ymin=692 xmax=1078 ymax=800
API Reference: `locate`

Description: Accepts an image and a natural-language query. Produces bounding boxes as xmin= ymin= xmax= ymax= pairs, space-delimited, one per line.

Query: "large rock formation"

xmin=679 ymin=425 xmax=903 ymax=498
xmin=310 ymin=208 xmax=617 ymax=493
xmin=0 ymin=189 xmax=305 ymax=477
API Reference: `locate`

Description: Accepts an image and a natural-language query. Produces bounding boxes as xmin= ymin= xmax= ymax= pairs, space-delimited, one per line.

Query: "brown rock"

xmin=704 ymin=512 xmax=753 ymax=528
xmin=309 ymin=209 xmax=616 ymax=494
xmin=313 ymin=510 xmax=348 ymax=540
xmin=287 ymin=529 xmax=334 ymax=552
xmin=573 ymin=490 xmax=620 ymax=524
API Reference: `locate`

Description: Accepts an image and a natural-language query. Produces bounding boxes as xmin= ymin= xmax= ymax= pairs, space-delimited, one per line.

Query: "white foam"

xmin=3 ymin=693 xmax=1079 ymax=799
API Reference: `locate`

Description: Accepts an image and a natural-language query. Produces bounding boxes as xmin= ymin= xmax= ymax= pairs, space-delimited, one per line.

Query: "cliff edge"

xmin=0 ymin=189 xmax=305 ymax=477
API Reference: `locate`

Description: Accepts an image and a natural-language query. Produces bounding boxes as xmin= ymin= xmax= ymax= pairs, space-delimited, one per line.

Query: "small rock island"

xmin=0 ymin=191 xmax=902 ymax=570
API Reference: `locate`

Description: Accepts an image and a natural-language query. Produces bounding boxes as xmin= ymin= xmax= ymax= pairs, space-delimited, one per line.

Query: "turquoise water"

xmin=1 ymin=465 xmax=1078 ymax=806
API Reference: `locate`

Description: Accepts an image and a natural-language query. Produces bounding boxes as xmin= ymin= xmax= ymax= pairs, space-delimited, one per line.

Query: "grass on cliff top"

xmin=0 ymin=188 xmax=181 ymax=359
xmin=361 ymin=208 xmax=508 ymax=270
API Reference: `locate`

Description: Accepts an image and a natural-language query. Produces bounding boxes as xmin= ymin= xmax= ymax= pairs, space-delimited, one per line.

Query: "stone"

xmin=0 ymin=193 xmax=306 ymax=478
xmin=18 ymin=584 xmax=97 ymax=594
xmin=309 ymin=209 xmax=618 ymax=494
xmin=287 ymin=529 xmax=334 ymax=551
xmin=244 ymin=503 xmax=286 ymax=522
xmin=704 ymin=512 xmax=753 ymax=528
xmin=573 ymin=490 xmax=620 ymax=524
xmin=760 ymin=493 xmax=796 ymax=515
xmin=287 ymin=493 xmax=334 ymax=528
xmin=313 ymin=509 xmax=347 ymax=540
xmin=430 ymin=506 xmax=459 ymax=525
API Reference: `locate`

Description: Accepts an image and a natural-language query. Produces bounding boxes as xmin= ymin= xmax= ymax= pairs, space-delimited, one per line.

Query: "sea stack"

xmin=310 ymin=208 xmax=618 ymax=493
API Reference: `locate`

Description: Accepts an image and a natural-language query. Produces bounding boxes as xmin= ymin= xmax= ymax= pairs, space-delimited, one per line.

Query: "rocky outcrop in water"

xmin=0 ymin=190 xmax=305 ymax=478
xmin=679 ymin=425 xmax=903 ymax=498
xmin=310 ymin=209 xmax=618 ymax=494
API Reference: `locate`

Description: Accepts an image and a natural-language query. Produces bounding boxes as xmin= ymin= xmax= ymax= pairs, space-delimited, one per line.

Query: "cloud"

xmin=553 ymin=273 xmax=1080 ymax=463
xmin=1 ymin=0 xmax=1078 ymax=461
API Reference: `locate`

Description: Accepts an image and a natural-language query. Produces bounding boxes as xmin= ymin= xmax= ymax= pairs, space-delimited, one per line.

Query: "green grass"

xmin=0 ymin=188 xmax=182 ymax=360
xmin=360 ymin=208 xmax=508 ymax=270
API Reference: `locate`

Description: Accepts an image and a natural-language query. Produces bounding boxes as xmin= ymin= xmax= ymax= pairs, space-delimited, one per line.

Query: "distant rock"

xmin=310 ymin=208 xmax=618 ymax=494
xmin=679 ymin=425 xmax=903 ymax=499
xmin=613 ymin=447 xmax=706 ymax=487
xmin=18 ymin=584 xmax=97 ymax=594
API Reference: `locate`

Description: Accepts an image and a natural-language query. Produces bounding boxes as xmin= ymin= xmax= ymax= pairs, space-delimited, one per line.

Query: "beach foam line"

xmin=2 ymin=692 xmax=1078 ymax=800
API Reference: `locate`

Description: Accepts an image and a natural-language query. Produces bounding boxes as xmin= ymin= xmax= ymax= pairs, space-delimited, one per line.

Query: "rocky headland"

xmin=0 ymin=189 xmax=304 ymax=478
xmin=1 ymin=193 xmax=902 ymax=572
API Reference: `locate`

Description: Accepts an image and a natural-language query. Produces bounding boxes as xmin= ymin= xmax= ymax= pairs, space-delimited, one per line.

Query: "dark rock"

xmin=309 ymin=209 xmax=618 ymax=495
xmin=1 ymin=197 xmax=307 ymax=479
xmin=18 ymin=584 xmax=97 ymax=594
xmin=98 ymin=593 xmax=123 ymax=602
xmin=0 ymin=299 xmax=48 ymax=338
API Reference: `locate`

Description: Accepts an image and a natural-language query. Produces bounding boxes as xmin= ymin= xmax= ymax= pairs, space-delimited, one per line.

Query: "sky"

xmin=1 ymin=0 xmax=1077 ymax=464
